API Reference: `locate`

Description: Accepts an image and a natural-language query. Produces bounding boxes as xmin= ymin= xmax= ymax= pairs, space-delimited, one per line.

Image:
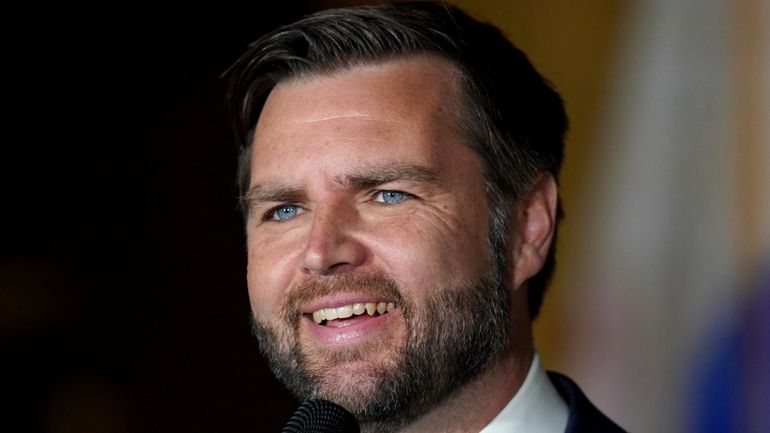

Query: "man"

xmin=224 ymin=2 xmax=625 ymax=432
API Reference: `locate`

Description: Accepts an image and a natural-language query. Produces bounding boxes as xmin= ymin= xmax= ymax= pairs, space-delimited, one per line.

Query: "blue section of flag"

xmin=691 ymin=321 xmax=746 ymax=433
xmin=743 ymin=264 xmax=770 ymax=433
xmin=690 ymin=260 xmax=770 ymax=433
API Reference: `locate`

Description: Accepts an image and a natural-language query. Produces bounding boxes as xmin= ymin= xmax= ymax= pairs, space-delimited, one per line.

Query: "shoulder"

xmin=547 ymin=372 xmax=627 ymax=433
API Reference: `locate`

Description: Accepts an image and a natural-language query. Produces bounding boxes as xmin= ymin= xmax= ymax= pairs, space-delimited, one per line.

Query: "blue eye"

xmin=375 ymin=190 xmax=411 ymax=205
xmin=270 ymin=205 xmax=302 ymax=221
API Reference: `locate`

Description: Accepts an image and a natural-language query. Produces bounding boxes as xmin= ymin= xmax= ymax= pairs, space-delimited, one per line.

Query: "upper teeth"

xmin=312 ymin=302 xmax=395 ymax=324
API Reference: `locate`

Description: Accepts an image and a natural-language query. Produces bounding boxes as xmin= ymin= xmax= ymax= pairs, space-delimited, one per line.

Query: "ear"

xmin=510 ymin=173 xmax=558 ymax=291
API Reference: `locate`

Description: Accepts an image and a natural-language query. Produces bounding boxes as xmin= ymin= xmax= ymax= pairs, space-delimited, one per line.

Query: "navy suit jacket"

xmin=548 ymin=372 xmax=626 ymax=433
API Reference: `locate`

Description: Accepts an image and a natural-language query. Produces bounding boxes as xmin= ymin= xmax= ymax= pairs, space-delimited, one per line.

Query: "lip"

xmin=301 ymin=308 xmax=398 ymax=345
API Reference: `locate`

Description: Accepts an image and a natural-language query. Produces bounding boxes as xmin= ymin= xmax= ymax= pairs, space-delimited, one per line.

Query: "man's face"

xmin=245 ymin=57 xmax=510 ymax=424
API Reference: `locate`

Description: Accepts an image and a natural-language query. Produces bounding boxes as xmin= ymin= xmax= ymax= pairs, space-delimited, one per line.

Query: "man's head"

xmin=225 ymin=2 xmax=566 ymax=429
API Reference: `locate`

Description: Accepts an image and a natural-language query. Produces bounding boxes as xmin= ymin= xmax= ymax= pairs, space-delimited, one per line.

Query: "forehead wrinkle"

xmin=288 ymin=114 xmax=401 ymax=125
xmin=335 ymin=163 xmax=441 ymax=189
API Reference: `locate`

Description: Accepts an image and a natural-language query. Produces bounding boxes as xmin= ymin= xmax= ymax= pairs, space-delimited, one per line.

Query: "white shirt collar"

xmin=478 ymin=354 xmax=569 ymax=433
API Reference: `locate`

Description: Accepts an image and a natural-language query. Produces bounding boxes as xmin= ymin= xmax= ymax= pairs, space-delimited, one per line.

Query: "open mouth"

xmin=309 ymin=302 xmax=396 ymax=326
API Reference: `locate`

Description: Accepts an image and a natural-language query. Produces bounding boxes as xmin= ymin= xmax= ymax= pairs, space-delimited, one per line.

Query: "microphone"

xmin=281 ymin=399 xmax=360 ymax=433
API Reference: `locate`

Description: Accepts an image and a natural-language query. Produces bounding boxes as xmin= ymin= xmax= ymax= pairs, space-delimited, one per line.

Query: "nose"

xmin=299 ymin=204 xmax=367 ymax=275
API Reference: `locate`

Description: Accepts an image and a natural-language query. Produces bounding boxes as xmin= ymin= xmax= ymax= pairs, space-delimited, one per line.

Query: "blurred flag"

xmin=554 ymin=0 xmax=770 ymax=432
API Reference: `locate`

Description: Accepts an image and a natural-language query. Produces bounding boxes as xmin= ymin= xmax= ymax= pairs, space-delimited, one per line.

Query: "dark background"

xmin=1 ymin=2 xmax=328 ymax=432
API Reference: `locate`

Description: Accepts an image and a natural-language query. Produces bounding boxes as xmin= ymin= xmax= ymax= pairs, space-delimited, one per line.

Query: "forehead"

xmin=264 ymin=56 xmax=462 ymax=120
xmin=249 ymin=56 xmax=476 ymax=185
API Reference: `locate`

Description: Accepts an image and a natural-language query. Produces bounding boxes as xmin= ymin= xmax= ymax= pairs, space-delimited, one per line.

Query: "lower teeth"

xmin=322 ymin=311 xmax=386 ymax=326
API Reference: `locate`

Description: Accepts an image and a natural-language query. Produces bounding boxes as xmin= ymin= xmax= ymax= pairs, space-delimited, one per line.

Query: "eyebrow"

xmin=242 ymin=184 xmax=305 ymax=207
xmin=242 ymin=163 xmax=440 ymax=208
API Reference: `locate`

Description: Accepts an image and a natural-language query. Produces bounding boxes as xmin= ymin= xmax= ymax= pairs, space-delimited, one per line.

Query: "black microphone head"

xmin=281 ymin=399 xmax=360 ymax=433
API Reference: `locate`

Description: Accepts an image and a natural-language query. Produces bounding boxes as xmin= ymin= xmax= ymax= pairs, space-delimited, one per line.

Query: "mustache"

xmin=281 ymin=272 xmax=404 ymax=324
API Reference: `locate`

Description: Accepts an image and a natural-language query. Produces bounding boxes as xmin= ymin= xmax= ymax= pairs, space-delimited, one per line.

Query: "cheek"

xmin=246 ymin=249 xmax=272 ymax=320
xmin=369 ymin=212 xmax=490 ymax=293
xmin=246 ymin=233 xmax=301 ymax=320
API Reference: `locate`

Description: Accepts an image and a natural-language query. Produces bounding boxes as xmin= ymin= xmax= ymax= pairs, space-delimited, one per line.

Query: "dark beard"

xmin=251 ymin=269 xmax=511 ymax=432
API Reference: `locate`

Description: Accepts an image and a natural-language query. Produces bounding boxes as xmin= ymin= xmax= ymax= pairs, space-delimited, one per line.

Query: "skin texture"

xmin=245 ymin=56 xmax=559 ymax=432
